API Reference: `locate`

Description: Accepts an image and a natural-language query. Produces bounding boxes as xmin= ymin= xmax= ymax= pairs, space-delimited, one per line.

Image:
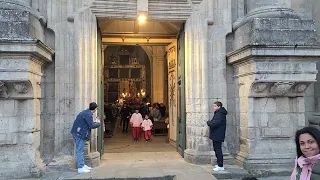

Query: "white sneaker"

xmin=78 ymin=167 xmax=90 ymax=173
xmin=84 ymin=164 xmax=92 ymax=170
xmin=213 ymin=166 xmax=225 ymax=171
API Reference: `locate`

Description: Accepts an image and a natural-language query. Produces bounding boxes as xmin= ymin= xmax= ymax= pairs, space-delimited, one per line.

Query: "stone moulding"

xmin=0 ymin=39 xmax=54 ymax=64
xmin=249 ymin=81 xmax=313 ymax=98
xmin=227 ymin=45 xmax=320 ymax=65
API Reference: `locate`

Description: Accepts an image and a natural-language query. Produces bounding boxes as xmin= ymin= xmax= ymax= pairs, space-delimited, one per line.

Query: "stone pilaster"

xmin=74 ymin=8 xmax=100 ymax=167
xmin=151 ymin=46 xmax=165 ymax=103
xmin=227 ymin=5 xmax=320 ymax=175
xmin=0 ymin=40 xmax=53 ymax=178
xmin=183 ymin=0 xmax=234 ymax=165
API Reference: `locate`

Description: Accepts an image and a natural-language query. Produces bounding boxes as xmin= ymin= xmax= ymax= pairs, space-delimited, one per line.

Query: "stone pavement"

xmin=18 ymin=151 xmax=289 ymax=180
xmin=15 ymin=129 xmax=289 ymax=180
xmin=38 ymin=152 xmax=215 ymax=180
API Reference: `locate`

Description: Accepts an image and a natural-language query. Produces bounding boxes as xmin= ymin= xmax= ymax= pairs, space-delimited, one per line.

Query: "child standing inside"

xmin=141 ymin=115 xmax=153 ymax=142
xmin=130 ymin=109 xmax=143 ymax=142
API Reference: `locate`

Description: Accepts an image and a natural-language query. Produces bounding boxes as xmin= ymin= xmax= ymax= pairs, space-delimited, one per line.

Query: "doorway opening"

xmin=97 ymin=19 xmax=186 ymax=157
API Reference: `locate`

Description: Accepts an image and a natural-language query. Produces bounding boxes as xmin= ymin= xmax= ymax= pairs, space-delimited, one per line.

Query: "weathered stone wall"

xmin=291 ymin=0 xmax=313 ymax=19
xmin=0 ymin=0 xmax=54 ymax=178
xmin=40 ymin=60 xmax=56 ymax=164
xmin=44 ymin=0 xmax=99 ymax=156
xmin=227 ymin=0 xmax=320 ymax=174
xmin=311 ymin=0 xmax=320 ymax=117
xmin=0 ymin=98 xmax=43 ymax=178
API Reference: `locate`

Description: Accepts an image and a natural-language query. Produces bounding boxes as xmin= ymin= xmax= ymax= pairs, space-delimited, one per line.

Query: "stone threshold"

xmin=212 ymin=166 xmax=291 ymax=179
xmin=63 ymin=176 xmax=175 ymax=180
xmin=212 ymin=167 xmax=249 ymax=179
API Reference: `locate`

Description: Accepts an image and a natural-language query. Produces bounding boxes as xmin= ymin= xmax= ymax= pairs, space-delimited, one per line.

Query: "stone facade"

xmin=1 ymin=0 xmax=320 ymax=179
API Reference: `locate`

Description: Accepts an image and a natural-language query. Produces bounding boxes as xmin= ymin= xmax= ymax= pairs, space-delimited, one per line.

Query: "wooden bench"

xmin=152 ymin=120 xmax=168 ymax=136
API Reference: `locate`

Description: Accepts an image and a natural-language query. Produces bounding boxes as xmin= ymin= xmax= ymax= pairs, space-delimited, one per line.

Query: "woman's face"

xmin=299 ymin=133 xmax=320 ymax=157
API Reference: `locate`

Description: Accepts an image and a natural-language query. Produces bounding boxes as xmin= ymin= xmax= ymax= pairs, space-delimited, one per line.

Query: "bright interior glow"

xmin=138 ymin=15 xmax=146 ymax=23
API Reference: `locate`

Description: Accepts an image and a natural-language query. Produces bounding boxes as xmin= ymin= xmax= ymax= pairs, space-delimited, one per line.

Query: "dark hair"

xmin=89 ymin=102 xmax=98 ymax=110
xmin=214 ymin=101 xmax=222 ymax=107
xmin=295 ymin=126 xmax=320 ymax=157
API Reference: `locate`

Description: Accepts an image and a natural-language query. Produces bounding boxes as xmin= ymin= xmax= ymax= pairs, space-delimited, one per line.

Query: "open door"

xmin=166 ymin=41 xmax=178 ymax=148
xmin=97 ymin=28 xmax=105 ymax=156
xmin=177 ymin=24 xmax=186 ymax=157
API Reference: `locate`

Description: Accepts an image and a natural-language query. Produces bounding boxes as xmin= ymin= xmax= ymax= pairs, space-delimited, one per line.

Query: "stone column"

xmin=233 ymin=0 xmax=298 ymax=29
xmin=227 ymin=4 xmax=320 ymax=175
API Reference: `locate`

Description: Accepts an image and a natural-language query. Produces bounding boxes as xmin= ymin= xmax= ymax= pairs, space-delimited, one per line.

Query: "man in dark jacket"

xmin=71 ymin=102 xmax=101 ymax=173
xmin=121 ymin=103 xmax=131 ymax=133
xmin=207 ymin=101 xmax=227 ymax=171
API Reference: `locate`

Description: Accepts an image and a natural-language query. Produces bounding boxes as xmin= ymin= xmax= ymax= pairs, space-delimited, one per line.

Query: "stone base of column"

xmin=184 ymin=149 xmax=235 ymax=165
xmin=84 ymin=151 xmax=100 ymax=168
xmin=235 ymin=151 xmax=293 ymax=177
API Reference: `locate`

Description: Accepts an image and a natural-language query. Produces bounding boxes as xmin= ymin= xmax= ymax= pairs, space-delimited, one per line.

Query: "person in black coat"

xmin=207 ymin=101 xmax=227 ymax=171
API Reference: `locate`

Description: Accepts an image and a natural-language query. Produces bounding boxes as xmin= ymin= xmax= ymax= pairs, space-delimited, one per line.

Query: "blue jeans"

xmin=73 ymin=134 xmax=84 ymax=168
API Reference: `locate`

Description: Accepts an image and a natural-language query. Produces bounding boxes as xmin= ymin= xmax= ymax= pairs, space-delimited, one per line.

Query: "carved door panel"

xmin=97 ymin=33 xmax=104 ymax=156
xmin=166 ymin=41 xmax=178 ymax=149
xmin=177 ymin=25 xmax=186 ymax=157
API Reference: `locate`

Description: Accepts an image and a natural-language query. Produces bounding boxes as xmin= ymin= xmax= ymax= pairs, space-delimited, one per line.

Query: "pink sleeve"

xmin=290 ymin=158 xmax=298 ymax=180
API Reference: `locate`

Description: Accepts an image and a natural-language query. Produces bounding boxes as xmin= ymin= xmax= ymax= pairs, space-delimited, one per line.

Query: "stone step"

xmin=212 ymin=166 xmax=250 ymax=179
xmin=45 ymin=155 xmax=75 ymax=173
xmin=61 ymin=176 xmax=175 ymax=180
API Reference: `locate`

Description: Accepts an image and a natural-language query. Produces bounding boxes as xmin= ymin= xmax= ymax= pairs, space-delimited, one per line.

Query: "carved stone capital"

xmin=252 ymin=83 xmax=268 ymax=93
xmin=13 ymin=82 xmax=29 ymax=94
xmin=249 ymin=81 xmax=312 ymax=98
xmin=0 ymin=81 xmax=33 ymax=99
xmin=270 ymin=82 xmax=294 ymax=96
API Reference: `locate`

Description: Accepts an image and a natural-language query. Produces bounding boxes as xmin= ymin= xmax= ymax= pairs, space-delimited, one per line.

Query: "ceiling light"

xmin=138 ymin=15 xmax=146 ymax=23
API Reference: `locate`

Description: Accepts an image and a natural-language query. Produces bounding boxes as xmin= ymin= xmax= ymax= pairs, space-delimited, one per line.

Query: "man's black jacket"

xmin=207 ymin=107 xmax=228 ymax=142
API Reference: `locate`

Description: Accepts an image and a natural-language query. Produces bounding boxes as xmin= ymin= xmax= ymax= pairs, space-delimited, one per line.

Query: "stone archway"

xmin=67 ymin=0 xmax=223 ymax=168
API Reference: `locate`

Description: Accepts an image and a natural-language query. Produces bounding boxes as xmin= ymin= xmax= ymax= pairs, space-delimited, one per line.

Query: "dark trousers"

xmin=213 ymin=141 xmax=223 ymax=167
xmin=122 ymin=118 xmax=129 ymax=132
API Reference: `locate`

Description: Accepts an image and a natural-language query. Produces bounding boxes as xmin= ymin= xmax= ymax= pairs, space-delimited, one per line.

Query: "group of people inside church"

xmin=103 ymin=101 xmax=167 ymax=141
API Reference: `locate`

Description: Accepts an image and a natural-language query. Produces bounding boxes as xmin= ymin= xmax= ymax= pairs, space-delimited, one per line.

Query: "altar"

xmin=104 ymin=46 xmax=149 ymax=103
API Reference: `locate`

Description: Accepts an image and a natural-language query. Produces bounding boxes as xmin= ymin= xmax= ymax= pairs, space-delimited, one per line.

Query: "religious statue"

xmin=129 ymin=81 xmax=137 ymax=97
